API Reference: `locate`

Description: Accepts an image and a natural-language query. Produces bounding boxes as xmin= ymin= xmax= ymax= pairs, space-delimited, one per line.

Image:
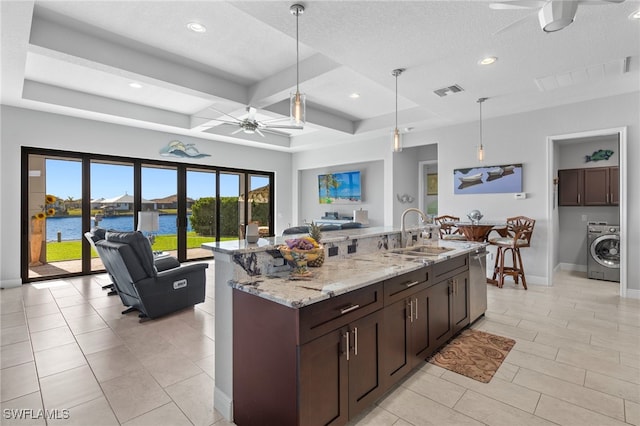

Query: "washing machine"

xmin=587 ymin=223 xmax=620 ymax=282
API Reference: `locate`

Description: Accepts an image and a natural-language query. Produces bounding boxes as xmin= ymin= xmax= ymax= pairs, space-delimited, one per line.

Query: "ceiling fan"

xmin=202 ymin=106 xmax=303 ymax=137
xmin=490 ymin=0 xmax=625 ymax=34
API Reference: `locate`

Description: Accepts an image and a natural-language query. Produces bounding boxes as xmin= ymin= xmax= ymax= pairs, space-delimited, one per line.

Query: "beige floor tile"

xmin=118 ymin=328 xmax=176 ymax=361
xmin=1 ymin=324 xmax=30 ymax=347
xmin=595 ymin=310 xmax=640 ymax=328
xmin=51 ymin=294 xmax=87 ymax=309
xmin=170 ymin=333 xmax=215 ymax=362
xmin=621 ymin=352 xmax=640 ymax=369
xmin=0 ymin=362 xmax=40 ymax=403
xmin=26 ymin=313 xmax=67 ymax=333
xmin=511 ymin=338 xmax=559 ymax=360
xmin=590 ymin=334 xmax=640 ymax=356
xmin=0 ymin=391 xmax=45 ymax=426
xmin=39 ymin=365 xmax=103 ymax=410
xmin=505 ymin=349 xmax=586 ymax=385
xmin=21 ymin=291 xmax=55 ymax=307
xmin=401 ymin=369 xmax=466 ymax=408
xmin=493 ymin=361 xmax=520 ymax=382
xmin=513 ymin=367 xmax=625 ymax=420
xmin=440 ymin=370 xmax=541 ymax=413
xmin=88 ymin=294 xmax=125 ymax=310
xmin=627 ymin=400 xmax=640 ymax=426
xmin=350 ymin=405 xmax=399 ymax=426
xmin=453 ymin=390 xmax=555 ymax=426
xmin=584 ymin=371 xmax=640 ymax=403
xmin=33 ymin=342 xmax=87 ymax=378
xmin=534 ymin=333 xmax=621 ymax=363
xmin=482 ymin=311 xmax=521 ymax=327
xmin=85 ymin=345 xmax=144 ymax=383
xmin=165 ymin=373 xmax=215 ymax=426
xmin=416 ymin=361 xmax=447 ymax=377
xmin=65 ymin=313 xmax=108 ymax=335
xmin=518 ymin=320 xmax=591 ymax=343
xmin=377 ymin=386 xmax=483 ymax=425
xmin=122 ymin=402 xmax=193 ymax=426
xmin=474 ymin=320 xmax=538 ymax=342
xmin=59 ymin=303 xmax=97 ymax=320
xmin=47 ymin=396 xmax=119 ymax=426
xmin=102 ymin=369 xmax=171 ymax=423
xmin=74 ymin=327 xmax=123 ymax=355
xmin=548 ymin=307 xmax=596 ymax=322
xmin=502 ymin=309 xmax=568 ymax=328
xmin=30 ymin=326 xmax=75 ymax=352
xmin=556 ymin=347 xmax=640 ymax=384
xmin=1 ymin=312 xmax=27 ymax=329
xmin=0 ymin=341 xmax=33 ymax=369
xmin=194 ymin=354 xmax=214 ymax=379
xmin=535 ymin=394 xmax=628 ymax=426
xmin=25 ymin=302 xmax=61 ymax=319
xmin=141 ymin=348 xmax=203 ymax=388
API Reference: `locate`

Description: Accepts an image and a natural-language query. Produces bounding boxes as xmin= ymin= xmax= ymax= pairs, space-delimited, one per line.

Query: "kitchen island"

xmin=203 ymin=227 xmax=486 ymax=425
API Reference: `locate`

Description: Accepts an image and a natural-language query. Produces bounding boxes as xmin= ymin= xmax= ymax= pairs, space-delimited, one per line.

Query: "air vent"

xmin=433 ymin=84 xmax=464 ymax=97
xmin=534 ymin=57 xmax=630 ymax=92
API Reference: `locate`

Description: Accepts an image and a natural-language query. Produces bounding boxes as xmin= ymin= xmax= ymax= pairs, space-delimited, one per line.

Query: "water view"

xmin=45 ymin=214 xmax=192 ymax=242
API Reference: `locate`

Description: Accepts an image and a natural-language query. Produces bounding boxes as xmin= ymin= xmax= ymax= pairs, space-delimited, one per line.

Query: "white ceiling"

xmin=2 ymin=0 xmax=639 ymax=152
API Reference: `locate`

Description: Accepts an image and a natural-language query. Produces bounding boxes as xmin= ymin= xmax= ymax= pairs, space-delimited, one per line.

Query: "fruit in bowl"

xmin=278 ymin=236 xmax=324 ymax=275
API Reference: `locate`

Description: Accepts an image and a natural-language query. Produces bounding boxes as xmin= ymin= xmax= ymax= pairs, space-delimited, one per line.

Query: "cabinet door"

xmin=558 ymin=169 xmax=583 ymax=206
xmin=411 ymin=288 xmax=432 ymax=361
xmin=427 ymin=280 xmax=453 ymax=351
xmin=348 ymin=310 xmax=384 ymax=418
xmin=382 ymin=298 xmax=412 ymax=386
xmin=610 ymin=166 xmax=619 ymax=205
xmin=584 ymin=168 xmax=609 ymax=206
xmin=452 ymin=271 xmax=470 ymax=334
xmin=299 ymin=328 xmax=349 ymax=426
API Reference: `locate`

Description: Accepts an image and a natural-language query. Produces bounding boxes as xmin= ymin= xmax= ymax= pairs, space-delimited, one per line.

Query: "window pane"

xmin=142 ymin=165 xmax=177 ymax=256
xmin=248 ymin=174 xmax=271 ymax=237
xmin=187 ymin=169 xmax=217 ymax=260
xmin=220 ymin=172 xmax=241 ymax=240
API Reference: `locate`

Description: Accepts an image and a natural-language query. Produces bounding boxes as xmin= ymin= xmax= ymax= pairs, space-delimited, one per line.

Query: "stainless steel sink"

xmin=389 ymin=245 xmax=455 ymax=258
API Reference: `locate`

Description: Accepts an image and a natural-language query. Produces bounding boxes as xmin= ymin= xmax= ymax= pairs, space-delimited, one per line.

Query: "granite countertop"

xmin=202 ymin=226 xmax=405 ymax=255
xmin=229 ymin=240 xmax=486 ymax=308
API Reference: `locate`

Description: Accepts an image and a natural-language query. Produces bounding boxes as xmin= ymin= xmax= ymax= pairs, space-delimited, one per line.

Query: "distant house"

xmin=151 ymin=194 xmax=195 ymax=210
xmin=91 ymin=193 xmax=155 ymax=214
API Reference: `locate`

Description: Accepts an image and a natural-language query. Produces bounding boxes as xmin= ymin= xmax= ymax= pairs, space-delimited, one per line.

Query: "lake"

xmin=45 ymin=214 xmax=192 ymax=241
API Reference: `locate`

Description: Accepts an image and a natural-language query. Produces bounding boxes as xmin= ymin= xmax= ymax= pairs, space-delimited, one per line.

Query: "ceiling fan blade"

xmin=206 ymin=106 xmax=243 ymax=123
xmin=255 ymin=128 xmax=265 ymax=137
xmin=489 ymin=0 xmax=547 ymax=10
xmin=263 ymin=124 xmax=304 ymax=130
xmin=230 ymin=127 xmax=244 ymax=135
xmin=578 ymin=0 xmax=625 ymax=5
xmin=492 ymin=10 xmax=536 ymax=35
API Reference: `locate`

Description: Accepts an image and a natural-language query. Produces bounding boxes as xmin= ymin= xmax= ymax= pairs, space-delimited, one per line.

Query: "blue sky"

xmin=46 ymin=159 xmax=268 ymax=200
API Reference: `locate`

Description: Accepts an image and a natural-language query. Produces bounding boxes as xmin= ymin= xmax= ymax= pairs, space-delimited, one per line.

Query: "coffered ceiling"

xmin=2 ymin=1 xmax=639 ymax=152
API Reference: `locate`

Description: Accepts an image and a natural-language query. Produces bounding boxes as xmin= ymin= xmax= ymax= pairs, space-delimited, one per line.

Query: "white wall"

xmin=293 ymin=92 xmax=640 ymax=290
xmin=298 ymin=160 xmax=384 ymax=227
xmin=0 ymin=106 xmax=292 ymax=286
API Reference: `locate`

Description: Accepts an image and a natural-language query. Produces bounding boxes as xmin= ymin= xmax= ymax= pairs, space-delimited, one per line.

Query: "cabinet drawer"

xmin=433 ymin=255 xmax=468 ymax=281
xmin=299 ymin=283 xmax=383 ymax=344
xmin=383 ymin=267 xmax=430 ymax=305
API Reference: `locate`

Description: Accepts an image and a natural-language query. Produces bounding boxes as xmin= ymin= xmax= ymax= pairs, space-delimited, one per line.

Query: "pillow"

xmin=339 ymin=222 xmax=362 ymax=229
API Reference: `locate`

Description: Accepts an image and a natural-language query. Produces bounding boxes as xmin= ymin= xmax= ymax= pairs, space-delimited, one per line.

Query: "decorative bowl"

xmin=279 ymin=246 xmax=324 ymax=275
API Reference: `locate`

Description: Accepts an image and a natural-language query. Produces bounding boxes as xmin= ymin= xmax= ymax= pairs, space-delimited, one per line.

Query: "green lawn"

xmin=45 ymin=233 xmax=235 ymax=262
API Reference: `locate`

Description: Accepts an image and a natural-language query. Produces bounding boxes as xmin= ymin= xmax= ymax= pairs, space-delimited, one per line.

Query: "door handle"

xmin=344 ymin=331 xmax=350 ymax=361
xmin=353 ymin=327 xmax=358 ymax=356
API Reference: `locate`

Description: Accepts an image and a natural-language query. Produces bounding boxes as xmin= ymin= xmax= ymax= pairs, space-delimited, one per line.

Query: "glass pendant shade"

xmin=477 ymin=97 xmax=488 ymax=162
xmin=477 ymin=144 xmax=485 ymax=161
xmin=290 ymin=90 xmax=306 ymax=125
xmin=393 ymin=128 xmax=402 ymax=152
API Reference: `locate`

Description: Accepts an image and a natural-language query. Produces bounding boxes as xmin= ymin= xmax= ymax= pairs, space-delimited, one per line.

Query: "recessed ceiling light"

xmin=630 ymin=10 xmax=640 ymax=20
xmin=479 ymin=56 xmax=497 ymax=66
xmin=187 ymin=22 xmax=207 ymax=33
xmin=349 ymin=93 xmax=361 ymax=99
xmin=128 ymin=82 xmax=143 ymax=89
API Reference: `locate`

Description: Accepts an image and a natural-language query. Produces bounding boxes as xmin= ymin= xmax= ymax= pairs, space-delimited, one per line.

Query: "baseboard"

xmin=214 ymin=386 xmax=233 ymax=422
xmin=0 ymin=278 xmax=22 ymax=289
xmin=524 ymin=274 xmax=549 ymax=286
xmin=559 ymin=263 xmax=587 ymax=272
xmin=625 ymin=288 xmax=640 ymax=299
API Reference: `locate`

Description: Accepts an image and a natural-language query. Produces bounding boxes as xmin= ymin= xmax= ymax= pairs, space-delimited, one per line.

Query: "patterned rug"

xmin=429 ymin=329 xmax=516 ymax=383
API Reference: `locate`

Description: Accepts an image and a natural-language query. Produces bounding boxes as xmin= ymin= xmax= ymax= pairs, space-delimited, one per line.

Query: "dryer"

xmin=587 ymin=223 xmax=620 ymax=282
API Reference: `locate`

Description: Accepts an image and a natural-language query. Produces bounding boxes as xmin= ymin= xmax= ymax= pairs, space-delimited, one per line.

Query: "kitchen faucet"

xmin=401 ymin=208 xmax=428 ymax=248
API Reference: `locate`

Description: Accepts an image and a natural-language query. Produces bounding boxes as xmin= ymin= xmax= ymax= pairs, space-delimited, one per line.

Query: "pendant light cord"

xmin=395 ymin=73 xmax=398 ymax=129
xmin=296 ymin=9 xmax=300 ymax=93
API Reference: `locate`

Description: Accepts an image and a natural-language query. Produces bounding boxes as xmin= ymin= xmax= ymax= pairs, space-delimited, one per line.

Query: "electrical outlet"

xmin=347 ymin=244 xmax=356 ymax=254
xmin=328 ymin=246 xmax=339 ymax=257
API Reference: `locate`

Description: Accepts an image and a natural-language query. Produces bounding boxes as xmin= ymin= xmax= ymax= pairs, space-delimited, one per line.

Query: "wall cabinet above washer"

xmin=558 ymin=167 xmax=618 ymax=207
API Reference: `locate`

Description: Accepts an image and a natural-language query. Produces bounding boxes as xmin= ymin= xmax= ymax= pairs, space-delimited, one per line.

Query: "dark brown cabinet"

xmin=558 ymin=167 xmax=619 ymax=206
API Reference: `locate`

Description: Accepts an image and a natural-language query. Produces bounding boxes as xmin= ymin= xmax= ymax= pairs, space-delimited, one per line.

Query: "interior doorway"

xmin=547 ymin=127 xmax=627 ymax=297
xmin=418 ymin=160 xmax=438 ymax=218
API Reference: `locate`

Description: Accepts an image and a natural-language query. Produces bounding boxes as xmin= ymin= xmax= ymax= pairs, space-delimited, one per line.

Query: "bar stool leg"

xmin=492 ymin=247 xmax=501 ymax=284
xmin=515 ymin=248 xmax=527 ymax=290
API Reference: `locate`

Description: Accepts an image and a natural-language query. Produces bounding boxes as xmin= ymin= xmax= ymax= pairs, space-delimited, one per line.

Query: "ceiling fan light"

xmin=538 ymin=0 xmax=578 ymax=32
xmin=187 ymin=22 xmax=207 ymax=33
xmin=290 ymin=91 xmax=306 ymax=125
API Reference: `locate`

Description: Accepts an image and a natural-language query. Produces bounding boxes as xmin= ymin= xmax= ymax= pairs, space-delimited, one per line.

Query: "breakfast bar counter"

xmin=203 ymin=227 xmax=487 ymax=425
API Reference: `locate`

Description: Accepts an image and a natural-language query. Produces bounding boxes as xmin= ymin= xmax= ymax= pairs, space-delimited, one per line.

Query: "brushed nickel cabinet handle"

xmin=404 ymin=280 xmax=420 ymax=288
xmin=344 ymin=331 xmax=350 ymax=361
xmin=414 ymin=297 xmax=418 ymax=320
xmin=409 ymin=299 xmax=414 ymax=323
xmin=578 ymin=193 xmax=580 ymax=204
xmin=340 ymin=304 xmax=360 ymax=315
xmin=353 ymin=327 xmax=358 ymax=356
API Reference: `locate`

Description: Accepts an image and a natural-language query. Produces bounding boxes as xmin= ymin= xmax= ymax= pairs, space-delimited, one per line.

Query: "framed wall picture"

xmin=453 ymin=164 xmax=523 ymax=194
xmin=427 ymin=174 xmax=438 ymax=195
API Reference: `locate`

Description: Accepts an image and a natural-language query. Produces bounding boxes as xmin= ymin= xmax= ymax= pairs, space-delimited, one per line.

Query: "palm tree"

xmin=319 ymin=174 xmax=340 ymax=202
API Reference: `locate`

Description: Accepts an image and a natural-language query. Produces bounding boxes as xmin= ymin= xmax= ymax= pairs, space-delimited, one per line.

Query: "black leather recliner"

xmin=90 ymin=229 xmax=208 ymax=320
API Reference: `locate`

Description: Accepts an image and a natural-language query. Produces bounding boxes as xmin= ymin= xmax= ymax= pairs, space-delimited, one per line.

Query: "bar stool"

xmin=488 ymin=216 xmax=535 ymax=289
xmin=434 ymin=215 xmax=466 ymax=240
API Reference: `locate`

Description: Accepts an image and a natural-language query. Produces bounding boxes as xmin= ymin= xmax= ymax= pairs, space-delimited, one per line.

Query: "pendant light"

xmin=290 ymin=4 xmax=306 ymax=126
xmin=392 ymin=68 xmax=405 ymax=153
xmin=477 ymin=97 xmax=488 ymax=161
